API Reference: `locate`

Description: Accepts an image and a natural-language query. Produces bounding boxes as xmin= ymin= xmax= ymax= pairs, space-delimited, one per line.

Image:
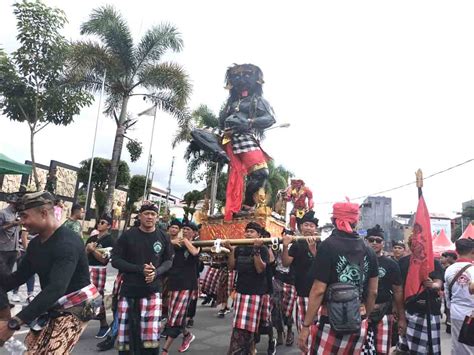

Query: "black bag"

xmin=458 ymin=314 xmax=474 ymax=346
xmin=325 ymin=282 xmax=361 ymax=334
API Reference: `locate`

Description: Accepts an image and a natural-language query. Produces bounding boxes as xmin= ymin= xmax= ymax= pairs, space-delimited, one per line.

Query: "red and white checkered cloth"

xmin=281 ymin=282 xmax=297 ymax=318
xmin=55 ymin=283 xmax=99 ymax=310
xmin=227 ymin=270 xmax=236 ymax=295
xmin=112 ymin=273 xmax=123 ymax=297
xmin=295 ymin=296 xmax=314 ymax=355
xmin=210 ymin=269 xmax=223 ymax=295
xmin=312 ymin=306 xmax=369 ymax=355
xmin=202 ymin=267 xmax=218 ymax=294
xmin=89 ymin=266 xmax=107 ymax=293
xmin=233 ymin=293 xmax=271 ymax=333
xmin=190 ymin=289 xmax=199 ymax=301
xmin=117 ymin=293 xmax=161 ymax=351
xmin=167 ymin=290 xmax=192 ymax=327
xmin=362 ymin=314 xmax=393 ymax=354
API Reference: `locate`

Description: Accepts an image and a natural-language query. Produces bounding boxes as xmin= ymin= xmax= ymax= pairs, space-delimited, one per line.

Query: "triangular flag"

xmin=138 ymin=105 xmax=157 ymax=117
xmin=404 ymin=195 xmax=435 ymax=301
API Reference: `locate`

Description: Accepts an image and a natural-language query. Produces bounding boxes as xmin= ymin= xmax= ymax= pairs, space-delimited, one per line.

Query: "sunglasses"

xmin=367 ymin=237 xmax=383 ymax=244
xmin=99 ymin=220 xmax=109 ymax=225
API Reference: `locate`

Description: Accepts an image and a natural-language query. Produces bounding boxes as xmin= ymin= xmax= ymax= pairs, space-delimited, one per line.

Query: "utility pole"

xmin=209 ymin=162 xmax=219 ymax=215
xmin=165 ymin=156 xmax=175 ymax=214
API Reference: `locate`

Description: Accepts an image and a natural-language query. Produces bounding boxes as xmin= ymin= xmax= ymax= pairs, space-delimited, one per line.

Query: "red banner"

xmin=404 ymin=195 xmax=435 ymax=300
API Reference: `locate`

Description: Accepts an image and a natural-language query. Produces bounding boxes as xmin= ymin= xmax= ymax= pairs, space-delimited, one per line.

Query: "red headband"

xmin=332 ymin=199 xmax=359 ymax=234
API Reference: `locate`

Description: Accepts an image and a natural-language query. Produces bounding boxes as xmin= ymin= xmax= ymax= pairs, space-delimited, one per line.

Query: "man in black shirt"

xmin=0 ymin=191 xmax=99 ymax=353
xmin=362 ymin=225 xmax=406 ymax=355
xmin=282 ymin=210 xmax=319 ymax=354
xmin=112 ymin=203 xmax=174 ymax=355
xmin=162 ymin=221 xmax=200 ymax=354
xmin=86 ymin=213 xmax=114 ymax=338
xmin=298 ymin=201 xmax=379 ymax=354
xmin=225 ymin=222 xmax=270 ymax=355
xmin=397 ymin=238 xmax=444 ymax=355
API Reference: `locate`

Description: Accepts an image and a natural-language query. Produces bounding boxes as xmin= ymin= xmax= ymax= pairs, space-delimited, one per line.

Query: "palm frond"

xmin=192 ymin=104 xmax=219 ymax=128
xmin=134 ymin=24 xmax=183 ymax=71
xmin=80 ymin=5 xmax=134 ymax=73
xmin=138 ymin=62 xmax=191 ymax=108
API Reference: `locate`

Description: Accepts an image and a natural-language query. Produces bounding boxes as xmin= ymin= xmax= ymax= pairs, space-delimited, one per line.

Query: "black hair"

xmin=455 ymin=238 xmax=474 ymax=255
xmin=367 ymin=224 xmax=384 ymax=238
xmin=71 ymin=203 xmax=83 ymax=215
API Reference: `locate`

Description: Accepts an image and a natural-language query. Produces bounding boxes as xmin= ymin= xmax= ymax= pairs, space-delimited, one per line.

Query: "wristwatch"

xmin=7 ymin=318 xmax=21 ymax=331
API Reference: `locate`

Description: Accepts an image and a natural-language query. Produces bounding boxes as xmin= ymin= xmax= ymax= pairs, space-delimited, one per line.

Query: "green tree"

xmin=0 ymin=1 xmax=92 ymax=190
xmin=183 ymin=189 xmax=204 ymax=221
xmin=77 ymin=157 xmax=130 ymax=219
xmin=266 ymin=161 xmax=293 ymax=207
xmin=123 ymin=174 xmax=150 ymax=230
xmin=69 ymin=5 xmax=191 ymax=213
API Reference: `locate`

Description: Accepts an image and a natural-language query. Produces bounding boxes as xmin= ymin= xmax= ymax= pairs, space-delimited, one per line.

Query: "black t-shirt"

xmin=112 ymin=227 xmax=174 ymax=298
xmin=288 ymin=241 xmax=317 ymax=297
xmin=167 ymin=246 xmax=199 ymax=291
xmin=234 ymin=246 xmax=269 ymax=295
xmin=86 ymin=233 xmax=114 ymax=266
xmin=398 ymin=255 xmax=444 ymax=315
xmin=0 ymin=226 xmax=91 ymax=323
xmin=376 ymin=255 xmax=402 ymax=304
xmin=310 ymin=230 xmax=379 ymax=301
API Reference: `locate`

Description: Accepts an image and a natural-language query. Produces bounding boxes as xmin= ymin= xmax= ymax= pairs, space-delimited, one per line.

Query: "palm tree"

xmin=69 ymin=5 xmax=191 ymax=213
xmin=266 ymin=161 xmax=293 ymax=208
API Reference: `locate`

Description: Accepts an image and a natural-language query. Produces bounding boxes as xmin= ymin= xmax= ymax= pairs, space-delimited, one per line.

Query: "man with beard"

xmin=362 ymin=225 xmax=407 ymax=354
xmin=85 ymin=213 xmax=114 ymax=339
xmin=298 ymin=200 xmax=379 ymax=355
xmin=112 ymin=203 xmax=174 ymax=354
xmin=282 ymin=210 xmax=319 ymax=354
xmin=162 ymin=221 xmax=200 ymax=354
xmin=225 ymin=222 xmax=270 ymax=354
xmin=0 ymin=191 xmax=100 ymax=353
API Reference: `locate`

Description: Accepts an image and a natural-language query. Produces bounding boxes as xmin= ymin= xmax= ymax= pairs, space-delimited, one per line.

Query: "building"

xmin=359 ymin=196 xmax=393 ymax=246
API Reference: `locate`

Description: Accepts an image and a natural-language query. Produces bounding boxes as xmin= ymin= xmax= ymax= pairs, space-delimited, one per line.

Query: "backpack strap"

xmin=448 ymin=264 xmax=473 ymax=303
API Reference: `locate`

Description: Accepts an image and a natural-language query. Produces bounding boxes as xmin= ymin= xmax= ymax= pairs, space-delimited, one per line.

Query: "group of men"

xmin=0 ymin=190 xmax=472 ymax=355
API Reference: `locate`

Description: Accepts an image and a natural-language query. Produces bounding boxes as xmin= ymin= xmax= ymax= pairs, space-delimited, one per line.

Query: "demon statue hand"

xmin=283 ymin=179 xmax=314 ymax=231
xmin=187 ymin=64 xmax=276 ymax=220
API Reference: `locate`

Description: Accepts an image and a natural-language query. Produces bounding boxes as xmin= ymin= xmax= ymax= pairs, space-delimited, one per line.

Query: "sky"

xmin=1 ymin=0 xmax=473 ymax=224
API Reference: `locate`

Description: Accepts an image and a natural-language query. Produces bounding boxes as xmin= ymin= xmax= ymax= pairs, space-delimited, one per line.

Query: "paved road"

xmin=2 ymin=266 xmax=452 ymax=354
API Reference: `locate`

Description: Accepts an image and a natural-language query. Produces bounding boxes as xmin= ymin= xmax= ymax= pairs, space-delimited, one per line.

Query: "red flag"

xmin=404 ymin=195 xmax=435 ymax=300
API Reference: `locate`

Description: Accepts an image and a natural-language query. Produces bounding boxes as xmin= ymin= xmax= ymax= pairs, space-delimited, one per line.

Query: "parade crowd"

xmin=0 ymin=191 xmax=472 ymax=354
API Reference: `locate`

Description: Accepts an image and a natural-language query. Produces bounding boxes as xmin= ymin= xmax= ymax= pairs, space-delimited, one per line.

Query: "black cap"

xmin=182 ymin=220 xmax=198 ymax=231
xmin=99 ymin=213 xmax=113 ymax=226
xmin=300 ymin=210 xmax=319 ymax=227
xmin=392 ymin=240 xmax=406 ymax=248
xmin=261 ymin=229 xmax=271 ymax=238
xmin=139 ymin=203 xmax=159 ymax=214
xmin=168 ymin=219 xmax=182 ymax=229
xmin=17 ymin=191 xmax=55 ymax=212
xmin=245 ymin=222 xmax=263 ymax=235
xmin=367 ymin=224 xmax=384 ymax=239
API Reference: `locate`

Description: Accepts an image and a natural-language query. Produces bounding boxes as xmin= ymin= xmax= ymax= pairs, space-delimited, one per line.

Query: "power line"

xmin=315 ymin=157 xmax=474 ymax=205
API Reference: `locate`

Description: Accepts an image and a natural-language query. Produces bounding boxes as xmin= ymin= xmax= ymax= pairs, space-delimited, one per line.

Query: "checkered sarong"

xmin=89 ymin=266 xmax=107 ymax=293
xmin=202 ymin=267 xmax=218 ymax=295
xmin=397 ymin=312 xmax=441 ymax=354
xmin=259 ymin=294 xmax=272 ymax=326
xmin=233 ymin=293 xmax=271 ymax=333
xmin=56 ymin=283 xmax=100 ymax=310
xmin=281 ymin=283 xmax=296 ymax=318
xmin=231 ymin=133 xmax=260 ymax=154
xmin=228 ymin=270 xmax=236 ymax=295
xmin=112 ymin=273 xmax=123 ymax=297
xmin=210 ymin=269 xmax=223 ymax=295
xmin=167 ymin=290 xmax=192 ymax=327
xmin=295 ymin=296 xmax=315 ymax=355
xmin=312 ymin=311 xmax=369 ymax=355
xmin=117 ymin=293 xmax=161 ymax=351
xmin=190 ymin=289 xmax=199 ymax=301
xmin=362 ymin=314 xmax=393 ymax=354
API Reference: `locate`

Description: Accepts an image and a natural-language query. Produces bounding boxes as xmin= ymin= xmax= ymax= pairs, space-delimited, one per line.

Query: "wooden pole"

xmin=191 ymin=235 xmax=320 ymax=248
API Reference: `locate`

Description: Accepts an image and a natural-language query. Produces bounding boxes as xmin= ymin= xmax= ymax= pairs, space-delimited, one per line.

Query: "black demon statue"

xmin=189 ymin=64 xmax=276 ymax=220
